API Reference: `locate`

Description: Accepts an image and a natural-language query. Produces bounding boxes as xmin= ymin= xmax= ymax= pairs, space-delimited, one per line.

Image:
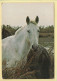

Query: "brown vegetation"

xmin=2 ymin=45 xmax=54 ymax=79
xmin=39 ymin=33 xmax=54 ymax=37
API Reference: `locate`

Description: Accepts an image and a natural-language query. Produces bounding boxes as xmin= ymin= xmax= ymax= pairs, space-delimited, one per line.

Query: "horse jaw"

xmin=19 ymin=37 xmax=32 ymax=64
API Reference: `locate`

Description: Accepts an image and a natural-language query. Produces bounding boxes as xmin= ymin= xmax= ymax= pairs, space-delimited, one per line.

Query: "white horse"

xmin=2 ymin=16 xmax=39 ymax=68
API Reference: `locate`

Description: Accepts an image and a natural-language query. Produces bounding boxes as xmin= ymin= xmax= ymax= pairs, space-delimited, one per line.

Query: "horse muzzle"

xmin=32 ymin=44 xmax=38 ymax=51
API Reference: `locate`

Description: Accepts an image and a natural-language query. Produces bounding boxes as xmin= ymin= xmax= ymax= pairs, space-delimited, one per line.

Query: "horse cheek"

xmin=26 ymin=38 xmax=31 ymax=48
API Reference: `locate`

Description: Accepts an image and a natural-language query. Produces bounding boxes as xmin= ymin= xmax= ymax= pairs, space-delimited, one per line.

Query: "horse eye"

xmin=27 ymin=30 xmax=31 ymax=33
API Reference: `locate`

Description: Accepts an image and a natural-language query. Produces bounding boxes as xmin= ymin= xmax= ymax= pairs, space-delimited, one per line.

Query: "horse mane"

xmin=15 ymin=27 xmax=24 ymax=36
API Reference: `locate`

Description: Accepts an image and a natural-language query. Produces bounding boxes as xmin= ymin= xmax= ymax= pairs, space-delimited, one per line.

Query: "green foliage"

xmin=2 ymin=24 xmax=20 ymax=34
xmin=39 ymin=25 xmax=54 ymax=33
xmin=2 ymin=24 xmax=20 ymax=39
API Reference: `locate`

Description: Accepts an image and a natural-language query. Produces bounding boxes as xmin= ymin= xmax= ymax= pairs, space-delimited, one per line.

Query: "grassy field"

xmin=39 ymin=37 xmax=54 ymax=47
xmin=39 ymin=33 xmax=54 ymax=38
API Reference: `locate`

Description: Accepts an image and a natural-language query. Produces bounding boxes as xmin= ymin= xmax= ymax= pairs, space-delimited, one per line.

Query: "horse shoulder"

xmin=2 ymin=35 xmax=15 ymax=53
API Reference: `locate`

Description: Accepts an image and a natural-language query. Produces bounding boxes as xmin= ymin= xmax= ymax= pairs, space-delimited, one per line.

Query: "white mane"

xmin=15 ymin=27 xmax=24 ymax=36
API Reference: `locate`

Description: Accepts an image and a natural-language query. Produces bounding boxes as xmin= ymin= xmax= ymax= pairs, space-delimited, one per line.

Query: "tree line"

xmin=2 ymin=24 xmax=54 ymax=33
xmin=2 ymin=24 xmax=54 ymax=39
xmin=39 ymin=25 xmax=54 ymax=33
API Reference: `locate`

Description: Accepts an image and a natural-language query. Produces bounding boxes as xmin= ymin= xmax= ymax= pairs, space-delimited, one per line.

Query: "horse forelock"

xmin=30 ymin=21 xmax=37 ymax=25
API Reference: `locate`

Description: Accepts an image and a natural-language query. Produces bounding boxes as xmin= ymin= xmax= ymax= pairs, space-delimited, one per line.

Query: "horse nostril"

xmin=32 ymin=44 xmax=38 ymax=51
xmin=32 ymin=45 xmax=34 ymax=48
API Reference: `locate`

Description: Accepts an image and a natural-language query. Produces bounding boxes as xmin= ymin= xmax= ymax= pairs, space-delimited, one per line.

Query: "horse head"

xmin=26 ymin=16 xmax=39 ymax=51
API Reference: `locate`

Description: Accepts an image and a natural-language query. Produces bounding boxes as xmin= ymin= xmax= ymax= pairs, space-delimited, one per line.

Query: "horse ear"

xmin=26 ymin=16 xmax=30 ymax=24
xmin=35 ymin=16 xmax=39 ymax=24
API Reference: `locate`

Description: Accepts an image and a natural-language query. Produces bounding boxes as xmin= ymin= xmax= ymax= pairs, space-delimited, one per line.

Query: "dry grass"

xmin=2 ymin=45 xmax=54 ymax=79
xmin=39 ymin=33 xmax=54 ymax=37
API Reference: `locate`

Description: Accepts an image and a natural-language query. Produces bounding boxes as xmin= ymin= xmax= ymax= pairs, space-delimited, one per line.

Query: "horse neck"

xmin=19 ymin=36 xmax=32 ymax=59
xmin=15 ymin=29 xmax=32 ymax=56
xmin=15 ymin=27 xmax=26 ymax=41
xmin=15 ymin=27 xmax=32 ymax=56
